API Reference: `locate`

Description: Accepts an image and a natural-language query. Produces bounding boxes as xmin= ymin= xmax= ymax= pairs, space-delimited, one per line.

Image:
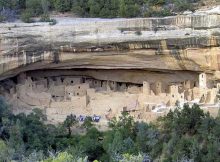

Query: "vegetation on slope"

xmin=0 ymin=0 xmax=207 ymax=22
xmin=0 ymin=97 xmax=220 ymax=161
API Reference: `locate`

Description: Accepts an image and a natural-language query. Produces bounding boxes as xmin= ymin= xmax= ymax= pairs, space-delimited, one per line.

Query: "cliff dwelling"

xmin=0 ymin=69 xmax=219 ymax=124
xmin=1 ymin=7 xmax=220 ymax=124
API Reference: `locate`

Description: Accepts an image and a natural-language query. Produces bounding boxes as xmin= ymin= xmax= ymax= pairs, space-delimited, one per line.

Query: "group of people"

xmin=79 ymin=114 xmax=101 ymax=122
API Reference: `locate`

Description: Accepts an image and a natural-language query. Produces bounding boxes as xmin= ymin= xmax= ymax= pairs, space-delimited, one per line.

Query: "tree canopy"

xmin=0 ymin=0 xmax=202 ymax=22
xmin=0 ymin=97 xmax=219 ymax=161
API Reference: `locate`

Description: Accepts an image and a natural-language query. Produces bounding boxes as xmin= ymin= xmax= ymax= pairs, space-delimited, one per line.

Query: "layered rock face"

xmin=0 ymin=11 xmax=220 ymax=83
xmin=1 ymin=8 xmax=220 ymax=123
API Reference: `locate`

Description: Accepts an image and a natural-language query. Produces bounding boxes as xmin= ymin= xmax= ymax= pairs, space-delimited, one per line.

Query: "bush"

xmin=49 ymin=19 xmax=57 ymax=25
xmin=135 ymin=30 xmax=142 ymax=36
xmin=39 ymin=14 xmax=57 ymax=25
xmin=174 ymin=0 xmax=195 ymax=12
xmin=82 ymin=116 xmax=94 ymax=130
xmin=21 ymin=10 xmax=33 ymax=23
xmin=72 ymin=5 xmax=84 ymax=16
xmin=40 ymin=13 xmax=51 ymax=22
xmin=53 ymin=0 xmax=72 ymax=13
xmin=120 ymin=153 xmax=150 ymax=162
xmin=144 ymin=8 xmax=173 ymax=17
xmin=0 ymin=15 xmax=5 ymax=22
xmin=0 ymin=140 xmax=9 ymax=161
xmin=148 ymin=0 xmax=166 ymax=6
xmin=25 ymin=0 xmax=44 ymax=16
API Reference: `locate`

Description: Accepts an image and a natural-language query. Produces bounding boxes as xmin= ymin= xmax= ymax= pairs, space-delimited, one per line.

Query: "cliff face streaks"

xmin=1 ymin=7 xmax=220 ymax=122
xmin=0 ymin=11 xmax=220 ymax=82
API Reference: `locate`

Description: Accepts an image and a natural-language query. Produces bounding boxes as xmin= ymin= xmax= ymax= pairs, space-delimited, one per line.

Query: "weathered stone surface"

xmin=1 ymin=10 xmax=220 ymax=82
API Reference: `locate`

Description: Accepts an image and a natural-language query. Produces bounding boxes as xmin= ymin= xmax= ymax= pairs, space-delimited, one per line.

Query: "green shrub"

xmin=135 ymin=30 xmax=142 ymax=36
xmin=49 ymin=19 xmax=57 ymax=25
xmin=40 ymin=13 xmax=51 ymax=22
xmin=82 ymin=116 xmax=94 ymax=129
xmin=0 ymin=15 xmax=5 ymax=22
xmin=53 ymin=0 xmax=72 ymax=12
xmin=25 ymin=0 xmax=44 ymax=16
xmin=148 ymin=0 xmax=166 ymax=6
xmin=174 ymin=0 xmax=194 ymax=12
xmin=144 ymin=8 xmax=173 ymax=17
xmin=0 ymin=140 xmax=9 ymax=161
xmin=39 ymin=14 xmax=57 ymax=25
xmin=72 ymin=5 xmax=84 ymax=16
xmin=21 ymin=10 xmax=33 ymax=23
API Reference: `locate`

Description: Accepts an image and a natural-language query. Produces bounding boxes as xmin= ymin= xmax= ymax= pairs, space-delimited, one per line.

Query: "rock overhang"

xmin=0 ymin=10 xmax=220 ymax=82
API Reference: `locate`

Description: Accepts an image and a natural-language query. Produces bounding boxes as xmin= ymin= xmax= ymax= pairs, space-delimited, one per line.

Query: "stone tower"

xmin=199 ymin=73 xmax=207 ymax=89
xmin=143 ymin=81 xmax=150 ymax=95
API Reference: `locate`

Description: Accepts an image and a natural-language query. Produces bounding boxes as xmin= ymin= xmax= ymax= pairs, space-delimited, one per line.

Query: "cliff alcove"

xmin=1 ymin=9 xmax=220 ymax=123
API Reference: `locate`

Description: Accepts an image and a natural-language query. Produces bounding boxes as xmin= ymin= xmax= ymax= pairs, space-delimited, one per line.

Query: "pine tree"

xmin=119 ymin=0 xmax=126 ymax=17
xmin=8 ymin=120 xmax=25 ymax=160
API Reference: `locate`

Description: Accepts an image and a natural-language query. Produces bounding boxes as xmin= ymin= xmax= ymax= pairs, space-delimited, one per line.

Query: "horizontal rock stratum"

xmin=1 ymin=9 xmax=220 ymax=83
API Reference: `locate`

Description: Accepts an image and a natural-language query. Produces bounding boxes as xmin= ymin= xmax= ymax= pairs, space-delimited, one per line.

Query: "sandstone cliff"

xmin=0 ymin=7 xmax=220 ymax=83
